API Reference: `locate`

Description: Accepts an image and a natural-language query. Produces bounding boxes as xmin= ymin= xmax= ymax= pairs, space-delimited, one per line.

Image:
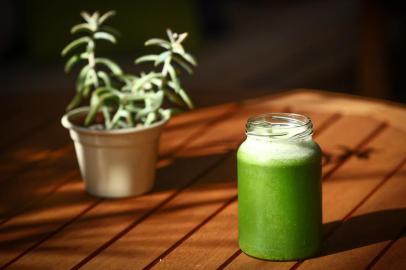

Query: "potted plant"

xmin=61 ymin=10 xmax=197 ymax=198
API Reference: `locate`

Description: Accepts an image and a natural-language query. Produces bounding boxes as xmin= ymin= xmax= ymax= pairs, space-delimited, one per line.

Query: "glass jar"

xmin=237 ymin=113 xmax=322 ymax=260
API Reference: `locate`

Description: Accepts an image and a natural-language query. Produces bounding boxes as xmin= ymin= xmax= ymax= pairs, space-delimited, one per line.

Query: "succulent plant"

xmin=62 ymin=10 xmax=196 ymax=130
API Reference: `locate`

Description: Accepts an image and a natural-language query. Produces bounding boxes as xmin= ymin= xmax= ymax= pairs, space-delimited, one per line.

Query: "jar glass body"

xmin=237 ymin=113 xmax=322 ymax=260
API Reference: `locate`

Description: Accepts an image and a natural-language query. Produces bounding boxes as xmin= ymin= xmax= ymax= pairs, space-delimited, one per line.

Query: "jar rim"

xmin=246 ymin=113 xmax=313 ymax=140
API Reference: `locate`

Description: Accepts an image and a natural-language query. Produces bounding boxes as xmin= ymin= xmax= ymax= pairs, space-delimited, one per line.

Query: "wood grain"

xmin=152 ymin=114 xmax=380 ymax=269
xmin=0 ymin=92 xmax=68 ymax=150
xmin=221 ymin=115 xmax=383 ymax=269
xmin=370 ymin=227 xmax=406 ymax=270
xmin=297 ymin=127 xmax=406 ymax=270
xmin=80 ymin=154 xmax=237 ymax=270
xmin=0 ymin=103 xmax=235 ymax=185
xmin=0 ymin=104 xmax=238 ymax=268
xmin=0 ymin=122 xmax=69 ymax=183
xmin=270 ymin=89 xmax=406 ymax=132
xmin=1 ymin=90 xmax=406 ymax=269
xmin=0 ymin=104 xmax=236 ymax=223
xmin=5 ymin=100 xmax=288 ymax=269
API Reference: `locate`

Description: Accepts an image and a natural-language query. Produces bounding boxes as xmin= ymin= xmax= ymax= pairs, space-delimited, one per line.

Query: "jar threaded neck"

xmin=246 ymin=113 xmax=313 ymax=141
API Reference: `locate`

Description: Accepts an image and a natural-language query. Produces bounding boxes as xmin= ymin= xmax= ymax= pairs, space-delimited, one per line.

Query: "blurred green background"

xmin=25 ymin=0 xmax=202 ymax=62
xmin=1 ymin=0 xmax=406 ymax=104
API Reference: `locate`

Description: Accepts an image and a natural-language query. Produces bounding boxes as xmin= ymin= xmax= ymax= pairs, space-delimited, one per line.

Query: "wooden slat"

xmin=176 ymin=99 xmax=290 ymax=157
xmin=370 ymin=227 xmax=406 ymax=269
xmin=144 ymin=114 xmax=376 ymax=269
xmin=3 ymin=90 xmax=405 ymax=268
xmin=151 ymin=114 xmax=382 ymax=269
xmin=159 ymin=104 xmax=238 ymax=157
xmin=0 ymin=180 xmax=98 ymax=267
xmin=295 ymin=128 xmax=406 ymax=270
xmin=269 ymin=89 xmax=406 ymax=132
xmin=0 ymin=104 xmax=238 ymax=268
xmin=69 ymin=111 xmax=334 ymax=269
xmin=319 ymin=127 xmax=405 ymax=237
xmin=229 ymin=125 xmax=406 ymax=269
xmin=3 ymin=155 xmax=226 ymax=270
xmin=0 ymin=103 xmax=235 ymax=185
xmin=78 ymin=154 xmax=237 ymax=270
xmin=0 ymin=144 xmax=77 ymax=221
xmin=78 ymin=111 xmax=334 ymax=270
xmin=0 ymin=92 xmax=68 ymax=150
xmin=0 ymin=121 xmax=69 ymax=183
xmin=2 ymin=99 xmax=291 ymax=269
xmin=226 ymin=163 xmax=406 ymax=270
xmin=0 ymin=104 xmax=236 ymax=223
xmin=225 ymin=115 xmax=383 ymax=269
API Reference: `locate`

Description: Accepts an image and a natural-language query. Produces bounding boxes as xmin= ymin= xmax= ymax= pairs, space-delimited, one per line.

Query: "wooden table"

xmin=1 ymin=89 xmax=405 ymax=270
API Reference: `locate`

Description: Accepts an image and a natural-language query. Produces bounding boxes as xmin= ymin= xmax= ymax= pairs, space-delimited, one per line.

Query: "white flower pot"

xmin=61 ymin=107 xmax=169 ymax=198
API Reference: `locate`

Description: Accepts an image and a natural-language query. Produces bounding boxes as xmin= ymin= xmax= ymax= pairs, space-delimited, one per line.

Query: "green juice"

xmin=237 ymin=114 xmax=322 ymax=260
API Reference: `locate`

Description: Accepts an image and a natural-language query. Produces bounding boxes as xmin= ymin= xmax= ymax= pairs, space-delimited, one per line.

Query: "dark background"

xmin=1 ymin=0 xmax=405 ymax=112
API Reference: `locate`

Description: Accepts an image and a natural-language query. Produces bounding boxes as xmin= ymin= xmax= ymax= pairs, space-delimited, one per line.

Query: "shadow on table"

xmin=0 ymin=151 xmax=236 ymax=254
xmin=321 ymin=208 xmax=406 ymax=256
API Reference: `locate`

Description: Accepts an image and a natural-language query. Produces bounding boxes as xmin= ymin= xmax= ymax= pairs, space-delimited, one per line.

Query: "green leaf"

xmin=172 ymin=55 xmax=193 ymax=74
xmin=102 ymin=107 xmax=112 ymax=128
xmin=179 ymin=52 xmax=197 ymax=66
xmin=71 ymin=23 xmax=95 ymax=34
xmin=85 ymin=88 xmax=120 ymax=126
xmin=136 ymin=91 xmax=163 ymax=117
xmin=148 ymin=91 xmax=164 ymax=110
xmin=110 ymin=107 xmax=134 ymax=129
xmin=64 ymin=54 xmax=82 ymax=73
xmin=83 ymin=69 xmax=98 ymax=96
xmin=116 ymin=120 xmax=129 ymax=129
xmin=177 ymin=32 xmax=188 ymax=43
xmin=121 ymin=92 xmax=147 ymax=102
xmin=94 ymin=31 xmax=116 ymax=43
xmin=150 ymin=78 xmax=162 ymax=88
xmin=117 ymin=74 xmax=138 ymax=82
xmin=97 ymin=71 xmax=111 ymax=87
xmin=131 ymin=72 xmax=162 ymax=92
xmin=163 ymin=88 xmax=185 ymax=107
xmin=144 ymin=112 xmax=157 ymax=126
xmin=162 ymin=57 xmax=171 ymax=76
xmin=124 ymin=103 xmax=143 ymax=113
xmin=123 ymin=110 xmax=134 ymax=127
xmin=90 ymin=11 xmax=100 ymax=22
xmin=100 ymin=25 xmax=120 ymax=37
xmin=80 ymin=11 xmax=93 ymax=23
xmin=90 ymin=87 xmax=111 ymax=106
xmin=167 ymin=80 xmax=193 ymax=109
xmin=135 ymin=55 xmax=158 ymax=64
xmin=80 ymin=11 xmax=99 ymax=33
xmin=178 ymin=88 xmax=194 ymax=109
xmin=116 ymin=74 xmax=137 ymax=91
xmin=160 ymin=108 xmax=173 ymax=118
xmin=98 ymin=10 xmax=116 ymax=24
xmin=61 ymin=37 xmax=92 ymax=56
xmin=171 ymin=43 xmax=185 ymax=55
xmin=86 ymin=39 xmax=95 ymax=53
xmin=167 ymin=65 xmax=179 ymax=89
xmin=126 ymin=117 xmax=135 ymax=128
xmin=144 ymin=38 xmax=171 ymax=49
xmin=166 ymin=29 xmax=175 ymax=43
xmin=66 ymin=92 xmax=82 ymax=111
xmin=82 ymin=85 xmax=92 ymax=98
xmin=95 ymin=58 xmax=122 ymax=75
xmin=154 ymin=51 xmax=171 ymax=66
xmin=76 ymin=65 xmax=92 ymax=92
xmin=80 ymin=52 xmax=90 ymax=58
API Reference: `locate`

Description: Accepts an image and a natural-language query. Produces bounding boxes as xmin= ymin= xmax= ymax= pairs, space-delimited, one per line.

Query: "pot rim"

xmin=61 ymin=106 xmax=170 ymax=135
